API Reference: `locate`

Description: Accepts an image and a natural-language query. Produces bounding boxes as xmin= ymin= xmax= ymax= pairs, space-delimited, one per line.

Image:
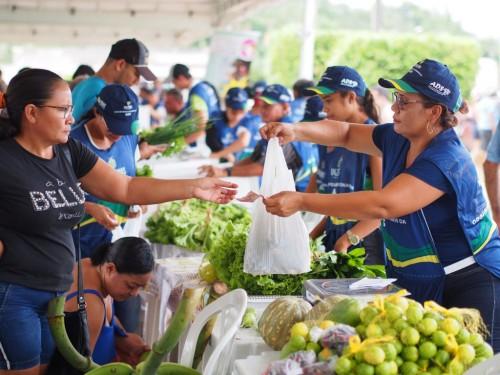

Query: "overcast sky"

xmin=328 ymin=0 xmax=500 ymax=39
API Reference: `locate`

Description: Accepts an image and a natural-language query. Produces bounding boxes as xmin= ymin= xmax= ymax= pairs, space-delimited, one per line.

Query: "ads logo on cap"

xmin=340 ymin=78 xmax=358 ymax=88
xmin=428 ymin=82 xmax=451 ymax=96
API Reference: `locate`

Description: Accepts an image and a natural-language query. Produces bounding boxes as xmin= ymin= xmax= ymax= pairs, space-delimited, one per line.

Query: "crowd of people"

xmin=1 ymin=36 xmax=500 ymax=374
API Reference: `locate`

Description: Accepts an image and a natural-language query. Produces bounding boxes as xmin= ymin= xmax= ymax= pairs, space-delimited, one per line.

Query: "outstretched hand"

xmin=193 ymin=177 xmax=238 ymax=203
xmin=259 ymin=122 xmax=296 ymax=145
xmin=263 ymin=191 xmax=303 ymax=217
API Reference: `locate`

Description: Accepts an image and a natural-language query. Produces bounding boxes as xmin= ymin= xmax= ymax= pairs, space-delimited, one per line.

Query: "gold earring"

xmin=426 ymin=121 xmax=435 ymax=135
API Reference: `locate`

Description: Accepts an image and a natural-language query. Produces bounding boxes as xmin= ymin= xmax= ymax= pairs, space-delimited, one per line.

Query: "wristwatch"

xmin=346 ymin=230 xmax=361 ymax=246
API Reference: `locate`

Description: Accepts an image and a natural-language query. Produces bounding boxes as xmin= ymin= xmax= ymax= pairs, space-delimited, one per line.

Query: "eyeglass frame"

xmin=391 ymin=92 xmax=429 ymax=110
xmin=36 ymin=104 xmax=74 ymax=119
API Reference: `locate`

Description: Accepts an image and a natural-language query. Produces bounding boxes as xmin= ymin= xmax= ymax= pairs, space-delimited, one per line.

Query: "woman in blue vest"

xmin=261 ymin=59 xmax=500 ymax=351
xmin=206 ymin=87 xmax=252 ymax=161
xmin=306 ymin=66 xmax=384 ymax=264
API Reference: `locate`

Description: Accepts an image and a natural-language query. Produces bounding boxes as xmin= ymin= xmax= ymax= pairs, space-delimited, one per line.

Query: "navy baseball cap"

xmin=225 ymin=87 xmax=248 ymax=110
xmin=260 ymin=84 xmax=292 ymax=105
xmin=308 ymin=66 xmax=367 ymax=97
xmin=109 ymin=38 xmax=157 ymax=81
xmin=96 ymin=84 xmax=139 ymax=136
xmin=302 ymin=96 xmax=325 ymax=122
xmin=379 ymin=59 xmax=463 ymax=113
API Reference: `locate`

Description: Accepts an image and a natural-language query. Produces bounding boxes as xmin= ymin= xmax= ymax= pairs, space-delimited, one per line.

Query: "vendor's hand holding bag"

xmin=244 ymin=137 xmax=311 ymax=275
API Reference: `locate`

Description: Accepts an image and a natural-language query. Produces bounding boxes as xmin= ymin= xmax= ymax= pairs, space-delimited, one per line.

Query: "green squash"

xmin=258 ymin=297 xmax=312 ymax=350
xmin=325 ymin=297 xmax=361 ymax=327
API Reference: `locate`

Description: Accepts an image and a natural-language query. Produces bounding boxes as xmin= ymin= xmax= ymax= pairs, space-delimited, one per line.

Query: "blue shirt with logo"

xmin=70 ymin=121 xmax=138 ymax=257
xmin=72 ymin=76 xmax=107 ymax=122
xmin=239 ymin=113 xmax=262 ymax=156
xmin=212 ymin=112 xmax=249 ymax=160
xmin=290 ymin=97 xmax=307 ymax=123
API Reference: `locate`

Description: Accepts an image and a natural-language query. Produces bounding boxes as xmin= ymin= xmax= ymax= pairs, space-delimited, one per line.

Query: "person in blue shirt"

xmin=70 ymin=84 xmax=163 ymax=334
xmin=484 ymin=120 xmax=500 ymax=230
xmin=261 ymin=59 xmax=500 ymax=351
xmin=200 ymin=84 xmax=319 ymax=192
xmin=290 ymin=79 xmax=314 ymax=122
xmin=206 ymin=87 xmax=252 ymax=162
xmin=169 ymin=63 xmax=221 ymax=144
xmin=72 ymin=38 xmax=157 ymax=123
xmin=305 ymin=66 xmax=384 ymax=264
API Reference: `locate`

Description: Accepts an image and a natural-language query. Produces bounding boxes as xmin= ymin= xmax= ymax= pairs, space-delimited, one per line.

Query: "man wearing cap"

xmin=169 ymin=63 xmax=221 ymax=144
xmin=290 ymin=79 xmax=314 ymax=122
xmin=206 ymin=87 xmax=253 ymax=161
xmin=72 ymin=38 xmax=157 ymax=122
xmin=260 ymin=59 xmax=500 ymax=351
xmin=200 ymin=84 xmax=319 ymax=192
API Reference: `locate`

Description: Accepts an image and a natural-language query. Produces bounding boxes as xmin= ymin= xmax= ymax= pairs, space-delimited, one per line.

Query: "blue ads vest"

xmin=212 ymin=114 xmax=247 ymax=160
xmin=381 ymin=125 xmax=500 ymax=303
xmin=186 ymin=81 xmax=221 ymax=120
xmin=317 ymin=119 xmax=375 ymax=247
xmin=290 ymin=97 xmax=307 ymax=122
xmin=292 ymin=140 xmax=319 ymax=192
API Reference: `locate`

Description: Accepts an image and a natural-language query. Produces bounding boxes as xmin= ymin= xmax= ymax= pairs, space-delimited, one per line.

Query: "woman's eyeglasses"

xmin=392 ymin=92 xmax=426 ymax=110
xmin=37 ymin=105 xmax=73 ymax=119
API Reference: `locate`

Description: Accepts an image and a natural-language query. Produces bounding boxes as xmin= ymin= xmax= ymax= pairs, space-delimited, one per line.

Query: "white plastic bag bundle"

xmin=244 ymin=138 xmax=310 ymax=275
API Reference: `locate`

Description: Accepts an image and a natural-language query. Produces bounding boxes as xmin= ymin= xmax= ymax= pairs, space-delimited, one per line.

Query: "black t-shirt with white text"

xmin=0 ymin=137 xmax=98 ymax=291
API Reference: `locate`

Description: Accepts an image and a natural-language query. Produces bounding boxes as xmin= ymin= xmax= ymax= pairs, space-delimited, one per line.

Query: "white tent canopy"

xmin=0 ymin=0 xmax=277 ymax=47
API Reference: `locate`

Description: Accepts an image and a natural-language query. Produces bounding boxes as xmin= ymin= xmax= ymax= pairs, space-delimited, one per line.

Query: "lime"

xmin=394 ymin=297 xmax=410 ymax=312
xmin=419 ymin=341 xmax=437 ymax=359
xmin=457 ymin=344 xmax=475 ymax=364
xmin=434 ymin=349 xmax=450 ymax=366
xmin=395 ymin=355 xmax=404 ymax=367
xmin=432 ymin=330 xmax=447 ymax=347
xmin=402 ymin=346 xmax=419 ymax=362
xmin=289 ymin=335 xmax=306 ymax=350
xmin=382 ymin=343 xmax=398 ymax=361
xmin=290 ymin=322 xmax=309 ymax=338
xmin=366 ymin=323 xmax=384 ymax=338
xmin=386 ymin=303 xmax=403 ymax=322
xmin=428 ymin=366 xmax=442 ymax=375
xmin=469 ymin=333 xmax=484 ymax=347
xmin=475 ymin=342 xmax=494 ymax=359
xmin=418 ymin=318 xmax=438 ymax=336
xmin=424 ymin=311 xmax=443 ymax=322
xmin=393 ymin=339 xmax=403 ymax=354
xmin=360 ymin=305 xmax=380 ymax=324
xmin=440 ymin=318 xmax=461 ymax=336
xmin=401 ymin=327 xmax=420 ymax=346
xmin=199 ymin=263 xmax=217 ymax=283
xmin=406 ymin=305 xmax=424 ymax=325
xmin=356 ymin=324 xmax=367 ymax=337
xmin=356 ymin=363 xmax=375 ymax=375
xmin=375 ymin=361 xmax=398 ymax=375
xmin=417 ymin=358 xmax=429 ymax=370
xmin=394 ymin=318 xmax=409 ymax=332
xmin=385 ymin=328 xmax=398 ymax=337
xmin=364 ymin=346 xmax=386 ymax=365
xmin=456 ymin=328 xmax=470 ymax=344
xmin=335 ymin=357 xmax=353 ymax=375
xmin=447 ymin=359 xmax=464 ymax=375
xmin=400 ymin=361 xmax=419 ymax=375
xmin=471 ymin=356 xmax=487 ymax=366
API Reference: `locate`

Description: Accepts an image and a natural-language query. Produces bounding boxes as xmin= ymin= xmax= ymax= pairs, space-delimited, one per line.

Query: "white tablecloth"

xmin=233 ymin=351 xmax=281 ymax=375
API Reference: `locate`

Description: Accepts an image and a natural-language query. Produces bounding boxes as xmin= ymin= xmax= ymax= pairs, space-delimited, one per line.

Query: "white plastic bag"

xmin=111 ymin=205 xmax=143 ymax=241
xmin=244 ymin=138 xmax=310 ymax=275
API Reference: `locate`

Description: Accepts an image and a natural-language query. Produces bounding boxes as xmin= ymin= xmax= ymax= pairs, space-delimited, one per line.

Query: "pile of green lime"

xmin=335 ymin=296 xmax=493 ymax=375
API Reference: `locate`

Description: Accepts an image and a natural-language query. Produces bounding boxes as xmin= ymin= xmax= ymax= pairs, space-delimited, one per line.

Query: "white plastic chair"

xmin=179 ymin=288 xmax=248 ymax=375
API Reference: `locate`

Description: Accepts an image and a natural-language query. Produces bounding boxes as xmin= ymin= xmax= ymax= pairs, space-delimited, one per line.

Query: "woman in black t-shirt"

xmin=0 ymin=68 xmax=237 ymax=374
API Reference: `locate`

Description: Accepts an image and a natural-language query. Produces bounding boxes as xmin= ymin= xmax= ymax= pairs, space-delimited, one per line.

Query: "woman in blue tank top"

xmin=63 ymin=237 xmax=153 ymax=365
xmin=305 ymin=66 xmax=384 ymax=264
xmin=261 ymin=59 xmax=500 ymax=352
